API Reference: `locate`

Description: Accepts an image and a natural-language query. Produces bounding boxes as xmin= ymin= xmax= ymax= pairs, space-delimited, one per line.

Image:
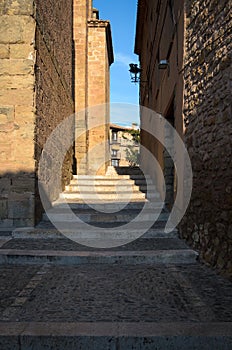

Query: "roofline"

xmin=88 ymin=20 xmax=114 ymax=65
xmin=134 ymin=0 xmax=145 ymax=55
xmin=110 ymin=123 xmax=138 ymax=131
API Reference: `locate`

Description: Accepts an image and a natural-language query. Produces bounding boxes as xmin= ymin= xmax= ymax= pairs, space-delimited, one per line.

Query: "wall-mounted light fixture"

xmin=158 ymin=59 xmax=169 ymax=70
xmin=129 ymin=63 xmax=142 ymax=84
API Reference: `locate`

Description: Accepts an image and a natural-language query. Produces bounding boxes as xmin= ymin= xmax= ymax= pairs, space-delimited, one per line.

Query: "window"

xmin=112 ymin=131 xmax=118 ymax=141
xmin=111 ymin=159 xmax=119 ymax=167
xmin=112 ymin=149 xmax=117 ymax=157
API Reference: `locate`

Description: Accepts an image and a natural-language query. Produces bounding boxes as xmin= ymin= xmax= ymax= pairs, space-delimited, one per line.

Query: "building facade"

xmin=135 ymin=0 xmax=185 ymax=209
xmin=73 ymin=1 xmax=113 ymax=175
xmin=135 ymin=0 xmax=232 ymax=276
xmin=0 ymin=0 xmax=113 ymax=228
xmin=110 ymin=123 xmax=140 ymax=167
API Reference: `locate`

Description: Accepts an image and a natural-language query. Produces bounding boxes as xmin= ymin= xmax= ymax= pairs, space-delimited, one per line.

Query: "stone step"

xmin=42 ymin=210 xmax=169 ymax=223
xmin=65 ymin=184 xmax=156 ymax=193
xmin=61 ymin=191 xmax=148 ymax=200
xmin=57 ymin=197 xmax=151 ymax=204
xmin=114 ymin=166 xmax=145 ymax=175
xmin=0 ymin=237 xmax=198 ymax=265
xmin=73 ymin=174 xmax=150 ymax=180
xmin=133 ymin=179 xmax=153 ymax=186
xmin=70 ymin=178 xmax=153 ymax=186
xmin=0 ymin=248 xmax=198 ymax=265
xmin=0 ymin=322 xmax=231 ymax=350
xmin=12 ymin=226 xmax=178 ymax=239
xmin=70 ymin=179 xmax=135 ymax=186
xmin=52 ymin=200 xmax=164 ymax=211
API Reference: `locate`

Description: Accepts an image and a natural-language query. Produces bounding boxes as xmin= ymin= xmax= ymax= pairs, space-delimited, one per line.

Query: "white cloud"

xmin=115 ymin=52 xmax=135 ymax=67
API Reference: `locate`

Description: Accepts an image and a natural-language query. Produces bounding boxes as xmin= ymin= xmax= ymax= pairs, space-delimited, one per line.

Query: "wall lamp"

xmin=129 ymin=63 xmax=142 ymax=84
xmin=158 ymin=59 xmax=169 ymax=70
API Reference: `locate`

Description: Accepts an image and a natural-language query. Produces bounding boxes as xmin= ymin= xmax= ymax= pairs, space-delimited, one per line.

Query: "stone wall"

xmin=135 ymin=0 xmax=232 ymax=277
xmin=73 ymin=0 xmax=90 ymax=175
xmin=87 ymin=20 xmax=112 ymax=174
xmin=180 ymin=0 xmax=232 ymax=277
xmin=73 ymin=1 xmax=113 ymax=175
xmin=135 ymin=0 xmax=185 ymax=206
xmin=34 ymin=0 xmax=74 ymax=221
xmin=0 ymin=0 xmax=36 ymax=228
xmin=0 ymin=0 xmax=74 ymax=227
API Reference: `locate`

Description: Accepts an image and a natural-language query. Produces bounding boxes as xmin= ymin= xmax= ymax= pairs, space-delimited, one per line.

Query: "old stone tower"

xmin=0 ymin=0 xmax=113 ymax=228
xmin=73 ymin=1 xmax=113 ymax=175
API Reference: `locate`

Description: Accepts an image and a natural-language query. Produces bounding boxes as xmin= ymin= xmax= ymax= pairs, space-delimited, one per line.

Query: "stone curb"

xmin=0 ymin=249 xmax=198 ymax=265
xmin=0 ymin=322 xmax=232 ymax=350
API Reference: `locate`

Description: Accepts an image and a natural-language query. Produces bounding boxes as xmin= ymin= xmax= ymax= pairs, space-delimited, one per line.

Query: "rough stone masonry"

xmin=180 ymin=0 xmax=232 ymax=277
xmin=0 ymin=0 xmax=74 ymax=228
xmin=0 ymin=0 xmax=113 ymax=228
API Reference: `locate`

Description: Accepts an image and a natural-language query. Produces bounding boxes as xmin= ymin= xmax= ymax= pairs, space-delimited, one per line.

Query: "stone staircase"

xmin=1 ymin=169 xmax=232 ymax=350
xmin=9 ymin=166 xmax=198 ymax=263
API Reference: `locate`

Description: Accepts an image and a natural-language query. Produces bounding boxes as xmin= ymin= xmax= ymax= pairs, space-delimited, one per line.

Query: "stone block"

xmin=0 ymin=0 xmax=34 ymax=15
xmin=8 ymin=192 xmax=34 ymax=219
xmin=15 ymin=105 xmax=35 ymax=125
xmin=0 ymin=218 xmax=13 ymax=227
xmin=0 ymin=177 xmax=11 ymax=192
xmin=0 ymin=16 xmax=21 ymax=44
xmin=0 ymin=16 xmax=35 ymax=44
xmin=0 ymin=44 xmax=9 ymax=58
xmin=11 ymin=160 xmax=36 ymax=173
xmin=13 ymin=217 xmax=34 ymax=227
xmin=11 ymin=177 xmax=35 ymax=193
xmin=0 ymin=74 xmax=34 ymax=89
xmin=0 ymin=197 xmax=8 ymax=219
xmin=10 ymin=44 xmax=34 ymax=59
xmin=0 ymin=140 xmax=13 ymax=162
xmin=13 ymin=139 xmax=34 ymax=159
xmin=0 ymin=105 xmax=14 ymax=124
xmin=0 ymin=121 xmax=19 ymax=133
xmin=0 ymin=88 xmax=34 ymax=105
xmin=0 ymin=58 xmax=34 ymax=75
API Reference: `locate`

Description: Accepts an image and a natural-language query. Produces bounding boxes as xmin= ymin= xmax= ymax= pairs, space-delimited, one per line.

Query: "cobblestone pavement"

xmin=0 ymin=231 xmax=231 ymax=348
xmin=0 ymin=262 xmax=231 ymax=323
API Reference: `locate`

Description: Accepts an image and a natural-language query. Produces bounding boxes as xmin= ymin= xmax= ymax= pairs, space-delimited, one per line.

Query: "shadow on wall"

xmin=0 ymin=154 xmax=73 ymax=229
xmin=0 ymin=171 xmax=41 ymax=229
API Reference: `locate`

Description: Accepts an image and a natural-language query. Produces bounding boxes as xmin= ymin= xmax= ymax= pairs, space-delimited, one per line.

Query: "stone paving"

xmin=0 ymin=263 xmax=231 ymax=324
xmin=0 ymin=170 xmax=231 ymax=348
xmin=0 ymin=234 xmax=231 ymax=349
xmin=0 ymin=237 xmax=189 ymax=251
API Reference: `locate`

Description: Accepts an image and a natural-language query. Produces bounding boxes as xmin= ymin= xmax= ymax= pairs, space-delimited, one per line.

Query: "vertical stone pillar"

xmin=87 ymin=20 xmax=113 ymax=174
xmin=73 ymin=0 xmax=90 ymax=174
xmin=0 ymin=0 xmax=36 ymax=228
xmin=73 ymin=1 xmax=113 ymax=175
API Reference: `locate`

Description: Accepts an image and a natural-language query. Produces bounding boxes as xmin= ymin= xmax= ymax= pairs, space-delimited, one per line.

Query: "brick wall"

xmin=179 ymin=0 xmax=232 ymax=277
xmin=0 ymin=0 xmax=36 ymax=227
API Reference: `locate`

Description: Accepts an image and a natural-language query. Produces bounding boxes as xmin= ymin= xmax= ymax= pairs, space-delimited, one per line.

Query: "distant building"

xmin=110 ymin=123 xmax=140 ymax=167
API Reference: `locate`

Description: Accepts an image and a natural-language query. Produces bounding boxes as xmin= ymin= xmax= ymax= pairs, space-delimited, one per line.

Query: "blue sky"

xmin=93 ymin=0 xmax=140 ymax=125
